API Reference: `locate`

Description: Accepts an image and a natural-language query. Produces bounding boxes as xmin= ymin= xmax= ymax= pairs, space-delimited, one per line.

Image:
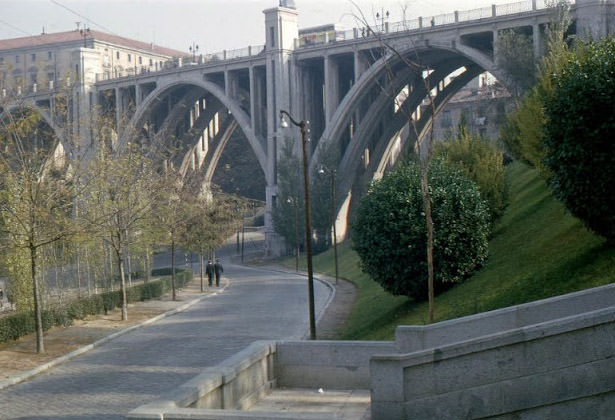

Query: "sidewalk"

xmin=0 ymin=268 xmax=356 ymax=388
xmin=0 ymin=277 xmax=221 ymax=388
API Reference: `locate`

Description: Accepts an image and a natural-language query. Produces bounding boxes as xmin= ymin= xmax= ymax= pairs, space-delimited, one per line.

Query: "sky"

xmin=1 ymin=0 xmax=513 ymax=53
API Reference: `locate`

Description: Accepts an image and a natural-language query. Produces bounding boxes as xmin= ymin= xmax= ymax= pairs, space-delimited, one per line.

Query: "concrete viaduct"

xmin=9 ymin=0 xmax=615 ymax=255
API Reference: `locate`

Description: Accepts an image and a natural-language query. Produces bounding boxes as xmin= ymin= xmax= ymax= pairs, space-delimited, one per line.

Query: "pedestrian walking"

xmin=214 ymin=259 xmax=224 ymax=287
xmin=206 ymin=260 xmax=214 ymax=287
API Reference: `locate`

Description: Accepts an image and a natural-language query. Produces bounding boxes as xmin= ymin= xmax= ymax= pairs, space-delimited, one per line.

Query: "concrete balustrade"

xmin=128 ymin=284 xmax=615 ymax=419
xmin=372 ymin=283 xmax=615 ymax=419
xmin=395 ymin=283 xmax=615 ymax=352
xmin=275 ymin=341 xmax=393 ymax=390
xmin=371 ymin=307 xmax=615 ymax=419
xmin=127 ymin=340 xmax=391 ymax=419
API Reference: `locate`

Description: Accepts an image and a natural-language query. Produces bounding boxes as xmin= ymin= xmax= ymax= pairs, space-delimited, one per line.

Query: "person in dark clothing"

xmin=214 ymin=259 xmax=224 ymax=287
xmin=206 ymin=260 xmax=214 ymax=287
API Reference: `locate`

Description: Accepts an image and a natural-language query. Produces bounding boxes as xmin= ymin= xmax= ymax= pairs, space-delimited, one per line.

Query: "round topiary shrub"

xmin=352 ymin=159 xmax=490 ymax=300
xmin=543 ymin=38 xmax=615 ymax=244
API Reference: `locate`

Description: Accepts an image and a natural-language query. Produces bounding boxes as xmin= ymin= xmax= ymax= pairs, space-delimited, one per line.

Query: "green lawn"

xmin=281 ymin=161 xmax=615 ymax=340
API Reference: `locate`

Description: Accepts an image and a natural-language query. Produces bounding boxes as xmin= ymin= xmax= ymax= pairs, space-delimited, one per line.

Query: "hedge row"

xmin=0 ymin=269 xmax=192 ymax=343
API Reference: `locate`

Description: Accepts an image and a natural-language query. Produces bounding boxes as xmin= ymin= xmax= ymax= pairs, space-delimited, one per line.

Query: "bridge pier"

xmin=9 ymin=0 xmax=607 ymax=260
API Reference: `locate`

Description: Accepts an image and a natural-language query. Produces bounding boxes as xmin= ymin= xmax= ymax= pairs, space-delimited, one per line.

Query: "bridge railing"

xmin=1 ymin=79 xmax=64 ymax=99
xmin=495 ymin=0 xmax=533 ymax=15
xmin=457 ymin=6 xmax=494 ymax=22
xmin=296 ymin=0 xmax=575 ymax=49
xmin=95 ymin=44 xmax=265 ymax=83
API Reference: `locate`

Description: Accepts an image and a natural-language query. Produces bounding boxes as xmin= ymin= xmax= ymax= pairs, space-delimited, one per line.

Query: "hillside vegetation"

xmin=298 ymin=161 xmax=615 ymax=340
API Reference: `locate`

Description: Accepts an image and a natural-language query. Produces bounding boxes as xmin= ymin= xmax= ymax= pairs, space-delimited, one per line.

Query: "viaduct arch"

xmin=119 ymin=77 xmax=268 ymax=186
xmin=8 ymin=0 xmax=605 ymax=255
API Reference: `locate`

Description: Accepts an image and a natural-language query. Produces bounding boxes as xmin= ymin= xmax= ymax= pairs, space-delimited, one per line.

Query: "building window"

xmin=149 ymin=58 xmax=153 ymax=66
xmin=128 ymin=54 xmax=132 ymax=62
xmin=48 ymin=51 xmax=53 ymax=60
xmin=441 ymin=110 xmax=452 ymax=128
xmin=116 ymin=51 xmax=120 ymax=59
xmin=270 ymin=26 xmax=275 ymax=47
xmin=15 ymin=55 xmax=20 ymax=64
xmin=31 ymin=53 xmax=36 ymax=62
xmin=138 ymin=56 xmax=142 ymax=64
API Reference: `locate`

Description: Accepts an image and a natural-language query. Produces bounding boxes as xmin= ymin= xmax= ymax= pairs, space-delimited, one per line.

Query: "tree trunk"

xmin=127 ymin=251 xmax=133 ymax=286
xmin=116 ymin=231 xmax=128 ymax=321
xmin=145 ymin=245 xmax=151 ymax=282
xmin=118 ymin=253 xmax=128 ymax=321
xmin=423 ymin=177 xmax=435 ymax=324
xmin=76 ymin=246 xmax=82 ymax=295
xmin=30 ymin=245 xmax=44 ymax=353
xmin=105 ymin=240 xmax=113 ymax=291
xmin=85 ymin=247 xmax=92 ymax=296
xmin=423 ymin=92 xmax=436 ymax=324
xmin=171 ymin=240 xmax=176 ymax=301
xmin=199 ymin=249 xmax=204 ymax=292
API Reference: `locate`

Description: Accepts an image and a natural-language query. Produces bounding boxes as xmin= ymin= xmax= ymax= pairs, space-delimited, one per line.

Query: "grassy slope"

xmin=302 ymin=161 xmax=615 ymax=340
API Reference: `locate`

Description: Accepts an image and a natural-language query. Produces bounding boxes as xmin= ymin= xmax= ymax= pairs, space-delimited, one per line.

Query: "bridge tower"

xmin=575 ymin=0 xmax=615 ymax=39
xmin=72 ymin=46 xmax=100 ymax=155
xmin=263 ymin=2 xmax=299 ymax=256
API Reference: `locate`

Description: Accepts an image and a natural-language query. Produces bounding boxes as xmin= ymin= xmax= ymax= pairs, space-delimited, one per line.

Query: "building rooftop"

xmin=0 ymin=29 xmax=184 ymax=57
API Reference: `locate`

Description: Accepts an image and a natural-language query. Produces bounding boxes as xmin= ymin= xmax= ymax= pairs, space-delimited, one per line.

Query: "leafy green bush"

xmin=102 ymin=291 xmax=121 ymax=314
xmin=499 ymin=2 xmax=571 ymax=178
xmin=353 ymin=159 xmax=490 ymax=300
xmin=141 ymin=281 xmax=165 ymax=300
xmin=0 ymin=268 xmax=193 ymax=343
xmin=435 ymin=131 xmax=508 ymax=223
xmin=543 ymin=38 xmax=615 ymax=244
xmin=0 ymin=312 xmax=34 ymax=342
xmin=151 ymin=267 xmax=174 ymax=276
xmin=499 ymin=91 xmax=549 ymax=176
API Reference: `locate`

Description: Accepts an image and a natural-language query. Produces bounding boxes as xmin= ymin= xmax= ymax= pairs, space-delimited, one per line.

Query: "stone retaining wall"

xmin=126 ymin=340 xmax=390 ymax=419
xmin=127 ymin=284 xmax=615 ymax=420
xmin=395 ymin=283 xmax=615 ymax=352
xmin=371 ymin=283 xmax=615 ymax=420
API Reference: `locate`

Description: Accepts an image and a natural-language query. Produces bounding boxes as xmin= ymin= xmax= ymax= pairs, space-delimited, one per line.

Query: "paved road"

xmin=0 ymin=263 xmax=331 ymax=420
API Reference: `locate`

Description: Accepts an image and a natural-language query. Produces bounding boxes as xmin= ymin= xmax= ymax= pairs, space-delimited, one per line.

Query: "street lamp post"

xmin=376 ymin=9 xmax=390 ymax=32
xmin=319 ymin=167 xmax=339 ymax=284
xmin=287 ymin=197 xmax=300 ymax=272
xmin=241 ymin=213 xmax=245 ymax=263
xmin=280 ymin=109 xmax=316 ymax=340
xmin=235 ymin=205 xmax=241 ymax=252
xmin=189 ymin=42 xmax=199 ymax=63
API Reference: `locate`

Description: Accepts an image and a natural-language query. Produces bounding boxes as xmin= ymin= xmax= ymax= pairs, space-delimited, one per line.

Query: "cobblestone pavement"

xmin=0 ymin=263 xmax=332 ymax=420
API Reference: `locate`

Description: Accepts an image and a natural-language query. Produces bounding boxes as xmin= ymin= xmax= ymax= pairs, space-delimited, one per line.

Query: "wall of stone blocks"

xmin=372 ymin=306 xmax=615 ymax=419
xmin=275 ymin=340 xmax=394 ymax=390
xmin=395 ymin=283 xmax=615 ymax=353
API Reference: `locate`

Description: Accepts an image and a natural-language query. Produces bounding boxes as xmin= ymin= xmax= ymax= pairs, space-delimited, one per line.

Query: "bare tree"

xmin=154 ymin=169 xmax=192 ymax=300
xmin=0 ymin=105 xmax=82 ymax=353
xmin=182 ymin=183 xmax=243 ymax=291
xmin=83 ymin=143 xmax=160 ymax=321
xmin=352 ymin=4 xmax=438 ymax=321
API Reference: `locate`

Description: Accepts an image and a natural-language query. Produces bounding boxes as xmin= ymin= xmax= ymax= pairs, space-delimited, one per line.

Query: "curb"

xmin=252 ymin=264 xmax=338 ymax=340
xmin=0 ymin=282 xmax=230 ymax=391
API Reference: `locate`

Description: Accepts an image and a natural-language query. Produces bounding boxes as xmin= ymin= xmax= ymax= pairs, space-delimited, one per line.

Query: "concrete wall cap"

xmin=374 ymin=306 xmax=615 ymax=368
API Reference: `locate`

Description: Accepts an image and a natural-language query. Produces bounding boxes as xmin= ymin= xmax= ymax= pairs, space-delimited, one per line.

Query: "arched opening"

xmin=311 ymin=44 xmax=513 ymax=240
xmin=120 ymin=81 xmax=266 ymax=201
